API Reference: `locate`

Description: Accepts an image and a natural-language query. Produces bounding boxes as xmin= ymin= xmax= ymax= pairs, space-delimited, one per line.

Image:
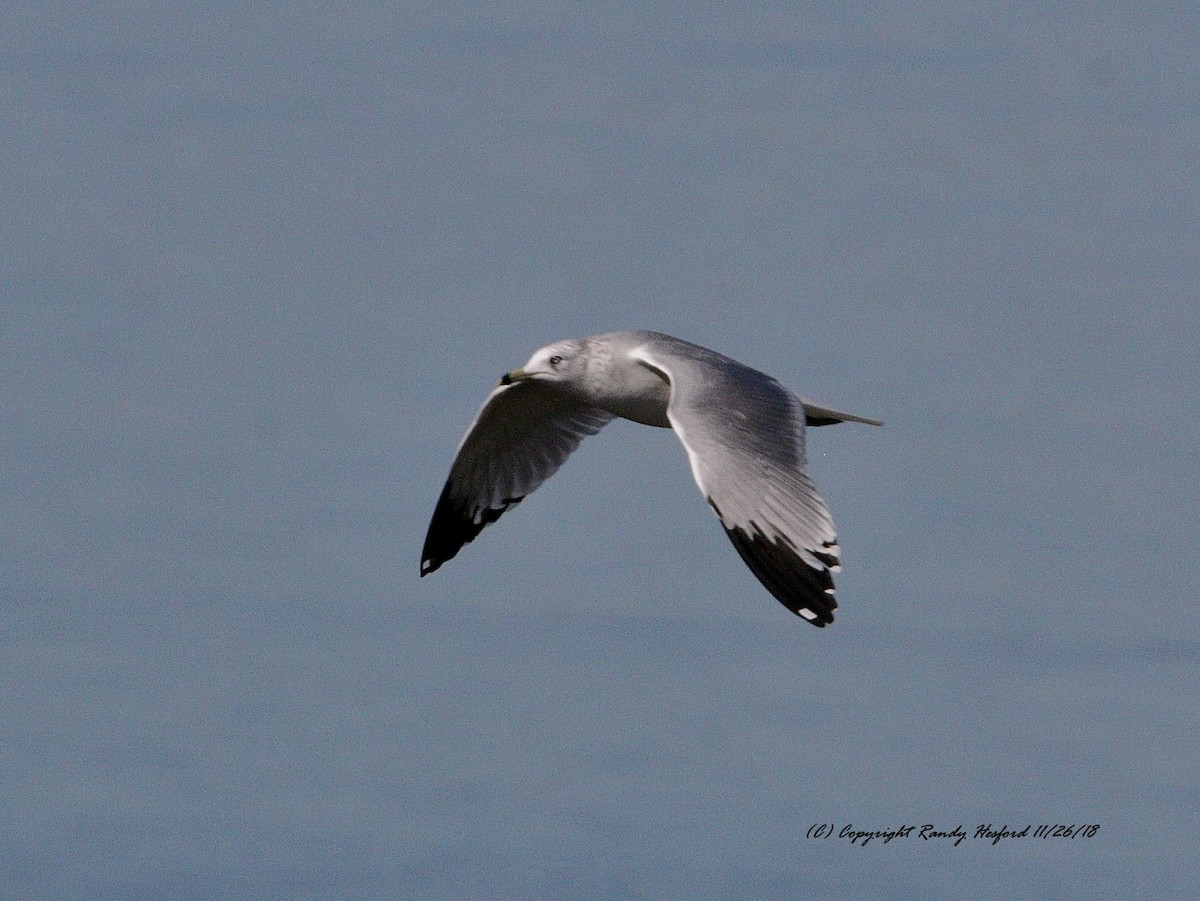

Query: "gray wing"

xmin=631 ymin=343 xmax=843 ymax=626
xmin=420 ymin=380 xmax=614 ymax=575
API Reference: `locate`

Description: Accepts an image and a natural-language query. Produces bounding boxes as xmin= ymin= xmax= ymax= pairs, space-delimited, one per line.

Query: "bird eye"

xmin=549 ymin=355 xmax=563 ymax=366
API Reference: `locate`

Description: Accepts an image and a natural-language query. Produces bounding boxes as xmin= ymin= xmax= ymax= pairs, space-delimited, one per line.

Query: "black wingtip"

xmin=723 ymin=525 xmax=838 ymax=627
xmin=420 ymin=487 xmax=525 ymax=579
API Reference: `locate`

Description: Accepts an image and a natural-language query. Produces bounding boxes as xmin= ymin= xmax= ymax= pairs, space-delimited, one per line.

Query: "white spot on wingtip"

xmin=798 ymin=608 xmax=817 ymax=620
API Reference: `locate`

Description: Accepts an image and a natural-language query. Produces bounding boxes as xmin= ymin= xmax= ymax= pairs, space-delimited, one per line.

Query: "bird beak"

xmin=499 ymin=368 xmax=529 ymax=386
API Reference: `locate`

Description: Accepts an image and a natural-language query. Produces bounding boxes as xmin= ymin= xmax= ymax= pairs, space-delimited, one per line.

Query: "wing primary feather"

xmin=420 ymin=380 xmax=613 ymax=576
xmin=722 ymin=524 xmax=837 ymax=627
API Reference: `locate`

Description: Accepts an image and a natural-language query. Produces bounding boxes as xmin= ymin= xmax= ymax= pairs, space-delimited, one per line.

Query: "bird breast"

xmin=589 ymin=360 xmax=672 ymax=428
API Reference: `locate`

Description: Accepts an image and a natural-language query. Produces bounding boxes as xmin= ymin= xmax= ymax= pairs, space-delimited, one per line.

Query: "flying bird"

xmin=420 ymin=331 xmax=881 ymax=626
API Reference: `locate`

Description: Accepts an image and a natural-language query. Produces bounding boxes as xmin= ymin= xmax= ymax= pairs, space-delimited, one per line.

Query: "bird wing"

xmin=420 ymin=380 xmax=614 ymax=575
xmin=630 ymin=344 xmax=843 ymax=626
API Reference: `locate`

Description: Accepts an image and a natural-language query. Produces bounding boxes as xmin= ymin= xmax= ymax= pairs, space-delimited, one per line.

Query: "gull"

xmin=420 ymin=331 xmax=881 ymax=627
